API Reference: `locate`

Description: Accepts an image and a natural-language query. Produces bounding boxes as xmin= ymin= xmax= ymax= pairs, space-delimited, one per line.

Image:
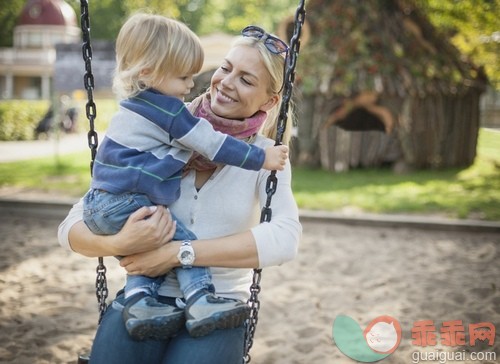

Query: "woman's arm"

xmin=120 ymin=160 xmax=302 ymax=277
xmin=120 ymin=230 xmax=259 ymax=277
xmin=57 ymin=200 xmax=176 ymax=257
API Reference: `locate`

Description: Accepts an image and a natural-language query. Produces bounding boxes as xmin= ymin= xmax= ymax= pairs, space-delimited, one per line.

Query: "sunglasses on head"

xmin=241 ymin=25 xmax=289 ymax=55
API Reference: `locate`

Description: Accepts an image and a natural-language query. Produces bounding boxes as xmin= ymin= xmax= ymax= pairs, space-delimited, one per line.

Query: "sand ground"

xmin=0 ymin=207 xmax=498 ymax=364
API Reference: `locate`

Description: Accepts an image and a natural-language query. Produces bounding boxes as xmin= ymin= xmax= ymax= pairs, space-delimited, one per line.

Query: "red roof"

xmin=18 ymin=0 xmax=77 ymax=27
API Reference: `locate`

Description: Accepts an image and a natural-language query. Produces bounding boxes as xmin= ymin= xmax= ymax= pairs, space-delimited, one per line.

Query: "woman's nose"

xmin=220 ymin=75 xmax=234 ymax=89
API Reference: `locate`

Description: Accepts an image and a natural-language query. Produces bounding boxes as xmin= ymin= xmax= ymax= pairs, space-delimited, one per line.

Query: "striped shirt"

xmin=90 ymin=89 xmax=265 ymax=205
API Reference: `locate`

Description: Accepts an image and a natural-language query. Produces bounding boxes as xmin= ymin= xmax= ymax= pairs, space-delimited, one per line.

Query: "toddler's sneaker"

xmin=184 ymin=289 xmax=250 ymax=337
xmin=122 ymin=294 xmax=185 ymax=340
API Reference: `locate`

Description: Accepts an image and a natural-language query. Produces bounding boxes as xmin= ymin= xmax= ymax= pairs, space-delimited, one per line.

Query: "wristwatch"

xmin=177 ymin=240 xmax=195 ymax=268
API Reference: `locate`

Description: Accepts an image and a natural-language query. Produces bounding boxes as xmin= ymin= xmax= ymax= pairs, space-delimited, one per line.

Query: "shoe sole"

xmin=186 ymin=305 xmax=250 ymax=338
xmin=126 ymin=311 xmax=185 ymax=341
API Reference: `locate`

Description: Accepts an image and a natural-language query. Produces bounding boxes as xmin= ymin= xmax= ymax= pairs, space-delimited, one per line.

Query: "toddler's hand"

xmin=263 ymin=145 xmax=289 ymax=171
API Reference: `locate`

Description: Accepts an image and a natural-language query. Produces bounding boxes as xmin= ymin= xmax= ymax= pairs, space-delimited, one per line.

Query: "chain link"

xmin=80 ymin=0 xmax=108 ymax=324
xmin=243 ymin=1 xmax=306 ymax=362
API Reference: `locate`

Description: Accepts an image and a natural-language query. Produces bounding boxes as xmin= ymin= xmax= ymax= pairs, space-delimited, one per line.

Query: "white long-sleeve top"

xmin=58 ymin=135 xmax=302 ymax=302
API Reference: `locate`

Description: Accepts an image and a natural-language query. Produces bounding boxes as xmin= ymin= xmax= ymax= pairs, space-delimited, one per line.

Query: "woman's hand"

xmin=112 ymin=206 xmax=176 ymax=256
xmin=120 ymin=241 xmax=180 ymax=277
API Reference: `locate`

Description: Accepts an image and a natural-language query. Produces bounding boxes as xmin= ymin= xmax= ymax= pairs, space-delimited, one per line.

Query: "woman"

xmin=58 ymin=25 xmax=301 ymax=364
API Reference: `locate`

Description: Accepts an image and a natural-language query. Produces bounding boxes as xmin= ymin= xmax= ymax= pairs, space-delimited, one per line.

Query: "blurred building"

xmin=0 ymin=0 xmax=80 ymax=100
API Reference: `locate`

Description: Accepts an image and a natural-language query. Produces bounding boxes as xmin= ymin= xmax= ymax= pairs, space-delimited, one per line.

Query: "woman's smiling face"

xmin=209 ymin=45 xmax=278 ymax=119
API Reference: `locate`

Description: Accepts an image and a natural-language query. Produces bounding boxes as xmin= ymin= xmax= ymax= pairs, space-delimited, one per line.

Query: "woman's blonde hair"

xmin=230 ymin=36 xmax=294 ymax=145
xmin=113 ymin=12 xmax=204 ymax=99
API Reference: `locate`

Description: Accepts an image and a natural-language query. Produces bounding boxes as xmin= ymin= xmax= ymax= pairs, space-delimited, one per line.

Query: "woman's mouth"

xmin=216 ymin=89 xmax=236 ymax=103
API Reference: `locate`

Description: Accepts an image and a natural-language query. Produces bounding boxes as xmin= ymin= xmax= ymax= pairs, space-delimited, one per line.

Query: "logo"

xmin=333 ymin=315 xmax=402 ymax=362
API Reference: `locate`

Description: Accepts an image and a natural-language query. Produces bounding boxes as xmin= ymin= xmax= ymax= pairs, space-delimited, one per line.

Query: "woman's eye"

xmin=241 ymin=77 xmax=252 ymax=86
xmin=220 ymin=66 xmax=229 ymax=72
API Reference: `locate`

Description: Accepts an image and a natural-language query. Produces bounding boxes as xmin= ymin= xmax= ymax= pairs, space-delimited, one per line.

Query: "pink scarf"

xmin=184 ymin=94 xmax=267 ymax=172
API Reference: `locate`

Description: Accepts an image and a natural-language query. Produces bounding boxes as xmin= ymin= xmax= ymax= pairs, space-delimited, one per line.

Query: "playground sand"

xmin=0 ymin=213 xmax=499 ymax=364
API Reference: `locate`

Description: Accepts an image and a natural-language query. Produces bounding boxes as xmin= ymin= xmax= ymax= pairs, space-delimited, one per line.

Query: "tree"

xmin=417 ymin=0 xmax=500 ymax=88
xmin=0 ymin=0 xmax=298 ymax=46
xmin=77 ymin=0 xmax=209 ymax=40
xmin=198 ymin=0 xmax=296 ymax=34
xmin=0 ymin=0 xmax=26 ymax=47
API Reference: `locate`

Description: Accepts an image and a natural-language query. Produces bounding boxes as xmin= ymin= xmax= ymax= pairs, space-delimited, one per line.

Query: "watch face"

xmin=180 ymin=249 xmax=194 ymax=264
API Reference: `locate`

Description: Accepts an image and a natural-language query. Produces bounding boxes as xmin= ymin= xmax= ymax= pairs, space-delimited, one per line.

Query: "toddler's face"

xmin=154 ymin=74 xmax=196 ymax=101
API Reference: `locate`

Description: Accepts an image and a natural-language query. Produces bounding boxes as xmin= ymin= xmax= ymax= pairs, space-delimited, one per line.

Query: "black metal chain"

xmin=243 ymin=1 xmax=306 ymax=363
xmin=80 ymin=0 xmax=108 ymax=325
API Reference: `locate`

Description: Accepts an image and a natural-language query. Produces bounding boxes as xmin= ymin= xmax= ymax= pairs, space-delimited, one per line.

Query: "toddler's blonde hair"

xmin=113 ymin=12 xmax=204 ymax=99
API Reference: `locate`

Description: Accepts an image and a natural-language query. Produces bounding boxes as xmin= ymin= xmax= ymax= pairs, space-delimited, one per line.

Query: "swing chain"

xmin=80 ymin=0 xmax=99 ymax=175
xmin=96 ymin=257 xmax=109 ymax=323
xmin=243 ymin=1 xmax=306 ymax=362
xmin=276 ymin=0 xmax=306 ymax=145
xmin=80 ymin=0 xmax=108 ymax=324
xmin=243 ymin=267 xmax=262 ymax=364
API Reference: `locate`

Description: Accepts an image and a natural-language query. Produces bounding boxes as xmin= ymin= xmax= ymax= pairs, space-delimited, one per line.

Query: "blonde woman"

xmin=81 ymin=13 xmax=288 ymax=342
xmin=59 ymin=23 xmax=301 ymax=363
